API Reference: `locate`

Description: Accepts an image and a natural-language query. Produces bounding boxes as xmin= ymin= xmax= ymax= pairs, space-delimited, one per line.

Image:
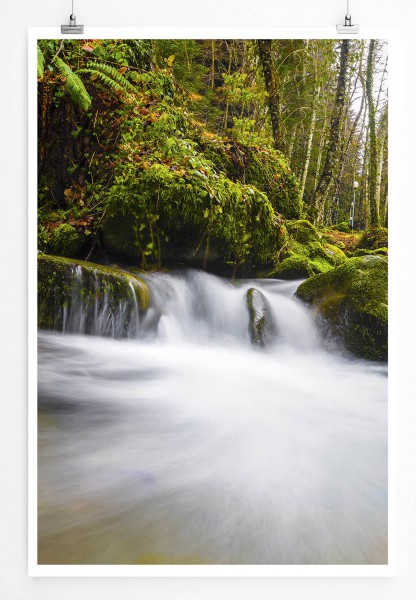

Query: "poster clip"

xmin=336 ymin=0 xmax=359 ymax=34
xmin=61 ymin=1 xmax=84 ymax=34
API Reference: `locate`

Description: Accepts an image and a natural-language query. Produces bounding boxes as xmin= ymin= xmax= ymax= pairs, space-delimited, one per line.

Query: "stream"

xmin=38 ymin=270 xmax=387 ymax=565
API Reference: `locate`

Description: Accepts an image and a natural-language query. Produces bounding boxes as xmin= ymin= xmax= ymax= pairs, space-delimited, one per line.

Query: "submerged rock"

xmin=245 ymin=287 xmax=277 ymax=347
xmin=296 ymin=256 xmax=387 ymax=361
xmin=38 ymin=255 xmax=149 ymax=337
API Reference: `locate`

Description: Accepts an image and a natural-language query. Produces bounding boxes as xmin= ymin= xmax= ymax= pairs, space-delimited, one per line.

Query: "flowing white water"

xmin=38 ymin=270 xmax=387 ymax=565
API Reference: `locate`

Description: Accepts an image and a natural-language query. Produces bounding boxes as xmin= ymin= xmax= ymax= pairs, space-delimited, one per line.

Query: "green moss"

xmin=329 ymin=221 xmax=350 ymax=233
xmin=38 ymin=254 xmax=149 ymax=332
xmin=322 ymin=232 xmax=346 ymax=249
xmin=267 ymin=256 xmax=314 ymax=280
xmin=357 ymin=227 xmax=388 ymax=250
xmin=283 ymin=220 xmax=344 ymax=275
xmin=353 ymin=246 xmax=388 ymax=257
xmin=202 ymin=140 xmax=302 ymax=219
xmin=286 ymin=219 xmax=321 ymax=244
xmin=104 ymin=161 xmax=281 ymax=271
xmin=296 ymin=256 xmax=388 ymax=361
xmin=38 ymin=223 xmax=85 ymax=257
xmin=323 ymin=243 xmax=347 ymax=266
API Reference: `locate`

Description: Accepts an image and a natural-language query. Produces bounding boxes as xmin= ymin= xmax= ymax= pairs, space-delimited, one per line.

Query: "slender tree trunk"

xmin=286 ymin=125 xmax=297 ymax=163
xmin=375 ymin=109 xmax=387 ymax=215
xmin=359 ymin=124 xmax=371 ymax=229
xmin=257 ymin=40 xmax=284 ymax=151
xmin=210 ymin=40 xmax=215 ymax=89
xmin=366 ymin=39 xmax=380 ymax=227
xmin=222 ymin=44 xmax=233 ymax=133
xmin=310 ymin=40 xmax=350 ymax=224
xmin=299 ymin=86 xmax=319 ymax=201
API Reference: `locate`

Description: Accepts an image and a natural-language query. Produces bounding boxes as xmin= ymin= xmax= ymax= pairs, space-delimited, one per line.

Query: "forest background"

xmin=36 ymin=38 xmax=388 ymax=278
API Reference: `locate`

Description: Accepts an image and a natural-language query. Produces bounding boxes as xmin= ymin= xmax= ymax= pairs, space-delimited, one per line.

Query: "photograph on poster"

xmin=34 ymin=37 xmax=388 ymax=569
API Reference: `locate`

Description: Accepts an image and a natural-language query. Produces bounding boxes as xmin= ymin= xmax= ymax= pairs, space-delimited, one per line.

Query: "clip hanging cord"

xmin=345 ymin=0 xmax=352 ymax=26
xmin=61 ymin=0 xmax=84 ymax=34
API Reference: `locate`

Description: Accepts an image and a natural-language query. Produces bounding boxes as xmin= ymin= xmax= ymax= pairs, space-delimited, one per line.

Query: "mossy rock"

xmin=268 ymin=256 xmax=314 ymax=280
xmin=329 ymin=221 xmax=350 ymax=233
xmin=245 ymin=287 xmax=277 ymax=347
xmin=323 ymin=243 xmax=347 ymax=266
xmin=296 ymin=256 xmax=388 ymax=361
xmin=286 ymin=219 xmax=321 ymax=244
xmin=39 ymin=223 xmax=85 ymax=258
xmin=38 ymin=254 xmax=149 ymax=336
xmin=357 ymin=227 xmax=388 ymax=250
xmin=104 ymin=163 xmax=281 ymax=273
xmin=202 ymin=140 xmax=302 ymax=219
xmin=285 ymin=220 xmax=341 ymax=274
xmin=353 ymin=247 xmax=388 ymax=258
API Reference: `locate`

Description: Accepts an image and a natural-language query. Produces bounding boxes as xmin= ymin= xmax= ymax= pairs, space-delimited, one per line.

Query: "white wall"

xmin=1 ymin=1 xmax=416 ymax=599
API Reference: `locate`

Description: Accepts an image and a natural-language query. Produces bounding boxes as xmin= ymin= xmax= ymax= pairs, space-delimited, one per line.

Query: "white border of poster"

xmin=28 ymin=27 xmax=397 ymax=578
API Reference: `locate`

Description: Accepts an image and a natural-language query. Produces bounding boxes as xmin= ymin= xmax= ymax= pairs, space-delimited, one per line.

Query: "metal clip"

xmin=61 ymin=6 xmax=84 ymax=34
xmin=336 ymin=1 xmax=359 ymax=34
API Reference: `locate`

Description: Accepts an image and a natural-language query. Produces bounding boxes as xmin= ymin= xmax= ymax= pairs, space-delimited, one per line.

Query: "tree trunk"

xmin=257 ymin=40 xmax=283 ymax=151
xmin=310 ymin=40 xmax=350 ymax=224
xmin=299 ymin=86 xmax=319 ymax=201
xmin=366 ymin=39 xmax=380 ymax=227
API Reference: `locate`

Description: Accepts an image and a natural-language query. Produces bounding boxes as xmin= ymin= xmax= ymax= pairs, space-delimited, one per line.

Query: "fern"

xmin=54 ymin=57 xmax=92 ymax=112
xmin=37 ymin=45 xmax=44 ymax=79
xmin=78 ymin=62 xmax=137 ymax=101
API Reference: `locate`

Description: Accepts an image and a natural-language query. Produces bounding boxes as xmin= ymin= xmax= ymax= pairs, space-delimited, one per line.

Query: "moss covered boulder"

xmin=267 ymin=256 xmax=314 ymax=280
xmin=202 ymin=139 xmax=302 ymax=219
xmin=245 ymin=287 xmax=277 ymax=347
xmin=329 ymin=221 xmax=350 ymax=233
xmin=103 ymin=162 xmax=282 ymax=274
xmin=285 ymin=220 xmax=347 ymax=275
xmin=353 ymin=247 xmax=388 ymax=258
xmin=296 ymin=256 xmax=387 ymax=361
xmin=357 ymin=227 xmax=388 ymax=250
xmin=38 ymin=255 xmax=149 ymax=337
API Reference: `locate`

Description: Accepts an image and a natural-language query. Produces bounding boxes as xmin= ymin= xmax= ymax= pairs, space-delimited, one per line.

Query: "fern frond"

xmin=78 ymin=70 xmax=135 ymax=104
xmin=54 ymin=57 xmax=92 ymax=112
xmin=37 ymin=45 xmax=44 ymax=79
xmin=78 ymin=61 xmax=137 ymax=98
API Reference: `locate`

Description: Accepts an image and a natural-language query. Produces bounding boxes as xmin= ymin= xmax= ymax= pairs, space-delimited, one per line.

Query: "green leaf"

xmin=37 ymin=45 xmax=44 ymax=79
xmin=54 ymin=57 xmax=91 ymax=112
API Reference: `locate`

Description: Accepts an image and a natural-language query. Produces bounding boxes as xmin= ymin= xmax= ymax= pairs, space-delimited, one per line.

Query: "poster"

xmin=29 ymin=30 xmax=391 ymax=576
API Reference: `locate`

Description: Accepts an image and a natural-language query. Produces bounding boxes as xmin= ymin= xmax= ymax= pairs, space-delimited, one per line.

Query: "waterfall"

xmin=56 ymin=267 xmax=321 ymax=350
xmin=37 ymin=268 xmax=387 ymax=566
